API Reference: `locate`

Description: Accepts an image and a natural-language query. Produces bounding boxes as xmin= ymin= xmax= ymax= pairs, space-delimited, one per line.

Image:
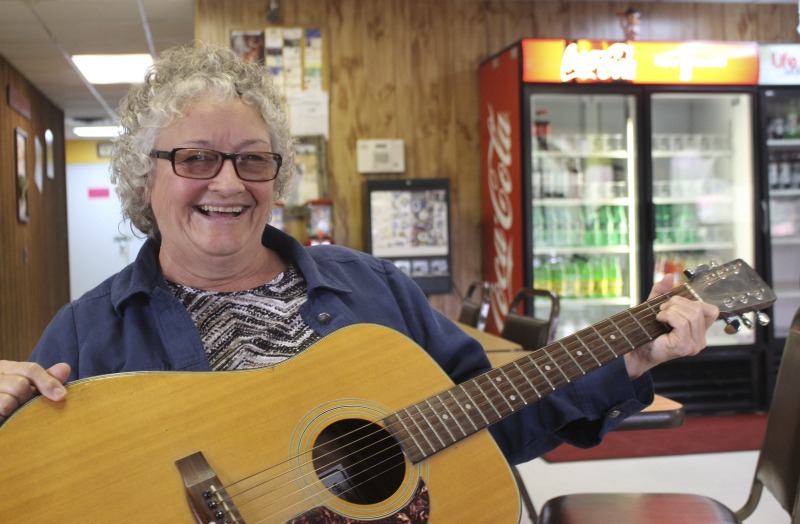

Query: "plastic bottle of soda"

xmin=613 ymin=205 xmax=629 ymax=245
xmin=607 ymin=256 xmax=624 ymax=297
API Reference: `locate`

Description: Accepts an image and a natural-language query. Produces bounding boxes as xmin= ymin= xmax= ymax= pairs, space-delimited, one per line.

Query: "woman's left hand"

xmin=624 ymin=274 xmax=720 ymax=380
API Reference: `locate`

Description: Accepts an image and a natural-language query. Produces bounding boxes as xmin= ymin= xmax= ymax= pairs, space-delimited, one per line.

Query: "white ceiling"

xmin=0 ymin=0 xmax=795 ymax=140
xmin=0 ymin=0 xmax=194 ymax=138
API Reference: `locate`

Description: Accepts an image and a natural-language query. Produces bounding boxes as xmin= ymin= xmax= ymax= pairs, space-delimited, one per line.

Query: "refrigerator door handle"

xmin=760 ymin=200 xmax=769 ymax=235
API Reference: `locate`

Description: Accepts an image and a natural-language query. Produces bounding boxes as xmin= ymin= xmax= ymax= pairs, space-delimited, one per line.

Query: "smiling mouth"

xmin=197 ymin=205 xmax=245 ymax=218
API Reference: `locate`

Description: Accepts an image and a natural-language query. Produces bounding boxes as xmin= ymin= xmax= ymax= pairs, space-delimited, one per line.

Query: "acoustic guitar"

xmin=0 ymin=259 xmax=775 ymax=523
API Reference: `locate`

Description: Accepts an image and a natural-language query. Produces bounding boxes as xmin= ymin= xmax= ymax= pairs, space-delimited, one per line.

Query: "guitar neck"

xmin=385 ymin=285 xmax=692 ymax=463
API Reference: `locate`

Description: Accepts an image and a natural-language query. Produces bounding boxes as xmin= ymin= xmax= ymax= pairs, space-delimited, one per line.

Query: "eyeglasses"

xmin=150 ymin=148 xmax=282 ymax=182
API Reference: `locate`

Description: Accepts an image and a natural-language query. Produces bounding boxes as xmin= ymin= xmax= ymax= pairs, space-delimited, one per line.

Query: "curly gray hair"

xmin=110 ymin=42 xmax=295 ymax=236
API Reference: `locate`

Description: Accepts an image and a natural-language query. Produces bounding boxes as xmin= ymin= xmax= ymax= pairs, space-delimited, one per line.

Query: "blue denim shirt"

xmin=30 ymin=225 xmax=652 ymax=465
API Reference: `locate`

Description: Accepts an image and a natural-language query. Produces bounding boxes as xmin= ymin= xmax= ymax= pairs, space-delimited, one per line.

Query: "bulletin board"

xmin=230 ymin=26 xmax=326 ymax=95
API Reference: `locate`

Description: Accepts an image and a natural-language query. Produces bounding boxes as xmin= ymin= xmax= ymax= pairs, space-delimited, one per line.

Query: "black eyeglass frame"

xmin=150 ymin=148 xmax=282 ymax=182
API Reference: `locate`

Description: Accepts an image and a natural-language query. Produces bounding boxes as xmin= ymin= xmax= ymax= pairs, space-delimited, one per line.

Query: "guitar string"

xmin=206 ymin=288 xmax=680 ymax=520
xmin=209 ymin=290 xmax=681 ymax=521
xmin=245 ymin=290 xmax=681 ymax=522
xmin=206 ymin=288 xmax=688 ymax=520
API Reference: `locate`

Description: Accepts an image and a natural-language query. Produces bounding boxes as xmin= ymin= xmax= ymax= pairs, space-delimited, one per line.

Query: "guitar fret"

xmin=626 ymin=308 xmax=653 ymax=343
xmin=558 ymin=340 xmax=586 ymax=375
xmin=462 ymin=384 xmax=491 ymax=425
xmin=487 ymin=369 xmax=524 ymax=413
xmin=498 ymin=367 xmax=528 ymax=407
xmin=473 ymin=375 xmax=504 ymax=421
xmin=530 ymin=357 xmax=556 ymax=390
xmin=435 ymin=394 xmax=468 ymax=437
xmin=575 ymin=332 xmax=603 ymax=366
xmin=425 ymin=399 xmax=457 ymax=444
xmin=403 ymin=406 xmax=436 ymax=457
xmin=609 ymin=318 xmax=635 ymax=349
xmin=447 ymin=389 xmax=479 ymax=431
xmin=545 ymin=351 xmax=570 ymax=383
xmin=591 ymin=325 xmax=618 ymax=357
xmin=513 ymin=361 xmax=542 ymax=398
xmin=393 ymin=412 xmax=429 ymax=460
xmin=413 ymin=404 xmax=446 ymax=450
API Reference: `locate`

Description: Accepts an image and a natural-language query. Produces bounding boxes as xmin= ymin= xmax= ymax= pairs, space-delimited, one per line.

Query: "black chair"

xmin=457 ymin=280 xmax=491 ymax=331
xmin=500 ymin=288 xmax=560 ymax=351
xmin=537 ymin=306 xmax=800 ymax=524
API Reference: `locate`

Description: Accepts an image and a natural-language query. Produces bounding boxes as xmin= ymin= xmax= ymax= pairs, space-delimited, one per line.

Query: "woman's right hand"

xmin=0 ymin=360 xmax=70 ymax=425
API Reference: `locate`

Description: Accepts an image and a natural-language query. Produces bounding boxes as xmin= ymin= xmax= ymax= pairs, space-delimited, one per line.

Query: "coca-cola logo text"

xmin=486 ymin=104 xmax=515 ymax=330
xmin=560 ymin=42 xmax=636 ymax=83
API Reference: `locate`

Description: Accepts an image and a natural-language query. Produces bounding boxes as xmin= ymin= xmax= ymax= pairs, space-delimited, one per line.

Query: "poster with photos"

xmin=230 ymin=30 xmax=265 ymax=64
xmin=232 ymin=26 xmax=324 ymax=96
xmin=15 ymin=128 xmax=29 ymax=223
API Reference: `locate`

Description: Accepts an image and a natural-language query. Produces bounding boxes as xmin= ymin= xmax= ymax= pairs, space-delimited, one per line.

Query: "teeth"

xmin=199 ymin=205 xmax=244 ymax=214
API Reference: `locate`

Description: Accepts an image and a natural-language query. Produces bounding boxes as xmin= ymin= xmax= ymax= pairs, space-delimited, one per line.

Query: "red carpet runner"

xmin=543 ymin=413 xmax=768 ymax=463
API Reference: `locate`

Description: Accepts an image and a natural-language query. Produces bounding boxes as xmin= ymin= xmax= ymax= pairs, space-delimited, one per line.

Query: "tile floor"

xmin=515 ymin=450 xmax=790 ymax=523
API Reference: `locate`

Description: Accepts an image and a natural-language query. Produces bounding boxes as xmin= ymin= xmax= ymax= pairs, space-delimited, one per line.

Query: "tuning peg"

xmin=709 ymin=260 xmax=719 ymax=269
xmin=741 ymin=316 xmax=754 ymax=329
xmin=683 ymin=269 xmax=694 ymax=279
xmin=756 ymin=311 xmax=771 ymax=326
xmin=724 ymin=317 xmax=741 ymax=334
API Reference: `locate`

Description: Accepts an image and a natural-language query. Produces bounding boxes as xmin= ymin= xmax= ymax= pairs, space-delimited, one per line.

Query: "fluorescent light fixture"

xmin=72 ymin=126 xmax=123 ymax=138
xmin=72 ymin=54 xmax=152 ymax=84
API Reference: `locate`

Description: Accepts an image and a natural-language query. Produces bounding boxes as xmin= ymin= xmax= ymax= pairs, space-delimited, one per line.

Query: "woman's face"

xmin=148 ymin=96 xmax=276 ymax=266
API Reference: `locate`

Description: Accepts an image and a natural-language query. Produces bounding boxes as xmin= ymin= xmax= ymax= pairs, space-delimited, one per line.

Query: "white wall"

xmin=66 ymin=162 xmax=146 ymax=300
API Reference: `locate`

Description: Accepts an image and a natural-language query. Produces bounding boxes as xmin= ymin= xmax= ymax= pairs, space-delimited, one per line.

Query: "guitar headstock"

xmin=684 ymin=259 xmax=776 ymax=333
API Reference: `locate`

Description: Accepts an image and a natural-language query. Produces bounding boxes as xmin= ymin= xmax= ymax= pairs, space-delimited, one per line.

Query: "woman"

xmin=0 ymin=43 xmax=718 ymax=466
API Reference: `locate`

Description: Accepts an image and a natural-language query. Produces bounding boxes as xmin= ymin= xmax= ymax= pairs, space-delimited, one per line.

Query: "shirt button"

xmin=317 ymin=312 xmax=332 ymax=324
xmin=608 ymin=409 xmax=622 ymax=419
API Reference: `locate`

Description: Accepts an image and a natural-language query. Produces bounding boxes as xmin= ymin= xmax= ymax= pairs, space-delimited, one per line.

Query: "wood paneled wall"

xmin=0 ymin=1 xmax=794 ymax=362
xmin=1 ymin=54 xmax=68 ymax=360
xmin=196 ymin=0 xmax=800 ymax=319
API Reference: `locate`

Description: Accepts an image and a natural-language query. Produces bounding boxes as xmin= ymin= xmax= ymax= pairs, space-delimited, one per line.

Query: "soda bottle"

xmin=607 ymin=256 xmax=624 ymax=297
xmin=534 ymin=256 xmax=552 ymax=291
xmin=674 ymin=204 xmax=697 ymax=244
xmin=549 ymin=256 xmax=564 ymax=296
xmin=540 ymin=206 xmax=553 ymax=246
xmin=655 ymin=204 xmax=672 ymax=244
xmin=593 ymin=206 xmax=610 ymax=246
xmin=533 ymin=206 xmax=546 ymax=246
xmin=583 ymin=206 xmax=596 ymax=246
xmin=575 ymin=255 xmax=592 ymax=298
xmin=613 ymin=205 xmax=629 ymax=245
xmin=590 ymin=256 xmax=608 ymax=298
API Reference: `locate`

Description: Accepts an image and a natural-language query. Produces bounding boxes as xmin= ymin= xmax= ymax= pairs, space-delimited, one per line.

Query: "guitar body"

xmin=0 ymin=324 xmax=520 ymax=523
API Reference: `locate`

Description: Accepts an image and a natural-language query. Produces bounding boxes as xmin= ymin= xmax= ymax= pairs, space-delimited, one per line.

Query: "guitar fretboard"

xmin=385 ymin=285 xmax=691 ymax=463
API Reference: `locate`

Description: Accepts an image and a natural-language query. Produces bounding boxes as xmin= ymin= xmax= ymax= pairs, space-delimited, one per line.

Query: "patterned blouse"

xmin=167 ymin=265 xmax=321 ymax=370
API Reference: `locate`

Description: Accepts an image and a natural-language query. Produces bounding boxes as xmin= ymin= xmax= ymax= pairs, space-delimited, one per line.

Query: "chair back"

xmin=500 ymin=288 xmax=560 ymax=351
xmin=457 ymin=281 xmax=491 ymax=331
xmin=742 ymin=307 xmax=800 ymax=522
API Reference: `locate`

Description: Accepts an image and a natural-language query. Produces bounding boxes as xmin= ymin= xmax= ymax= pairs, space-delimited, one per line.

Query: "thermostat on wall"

xmin=356 ymin=139 xmax=405 ymax=173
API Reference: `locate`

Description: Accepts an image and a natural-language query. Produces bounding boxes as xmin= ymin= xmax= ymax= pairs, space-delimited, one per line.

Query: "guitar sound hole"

xmin=312 ymin=418 xmax=406 ymax=504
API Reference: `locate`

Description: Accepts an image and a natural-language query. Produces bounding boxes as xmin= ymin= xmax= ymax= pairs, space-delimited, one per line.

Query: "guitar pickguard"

xmin=289 ymin=479 xmax=429 ymax=524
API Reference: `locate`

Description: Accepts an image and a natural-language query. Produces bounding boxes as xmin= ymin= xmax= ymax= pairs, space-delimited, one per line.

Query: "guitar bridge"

xmin=176 ymin=451 xmax=245 ymax=523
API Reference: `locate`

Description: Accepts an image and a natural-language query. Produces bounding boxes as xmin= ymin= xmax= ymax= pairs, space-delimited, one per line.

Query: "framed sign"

xmin=15 ymin=128 xmax=29 ymax=223
xmin=364 ymin=178 xmax=452 ymax=295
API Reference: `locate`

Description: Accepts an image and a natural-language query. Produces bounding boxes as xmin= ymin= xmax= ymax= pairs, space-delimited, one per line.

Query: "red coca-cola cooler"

xmin=480 ymin=38 xmax=771 ymax=414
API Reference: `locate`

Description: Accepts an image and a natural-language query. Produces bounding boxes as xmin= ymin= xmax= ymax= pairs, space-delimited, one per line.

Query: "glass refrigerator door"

xmin=530 ymin=93 xmax=639 ymax=340
xmin=650 ymin=92 xmax=756 ymax=345
xmin=763 ymin=90 xmax=800 ymax=340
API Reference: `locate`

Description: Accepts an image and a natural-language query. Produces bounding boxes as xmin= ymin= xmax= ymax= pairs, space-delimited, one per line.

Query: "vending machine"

xmin=757 ymin=43 xmax=800 ymax=401
xmin=480 ymin=39 xmax=768 ymax=413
